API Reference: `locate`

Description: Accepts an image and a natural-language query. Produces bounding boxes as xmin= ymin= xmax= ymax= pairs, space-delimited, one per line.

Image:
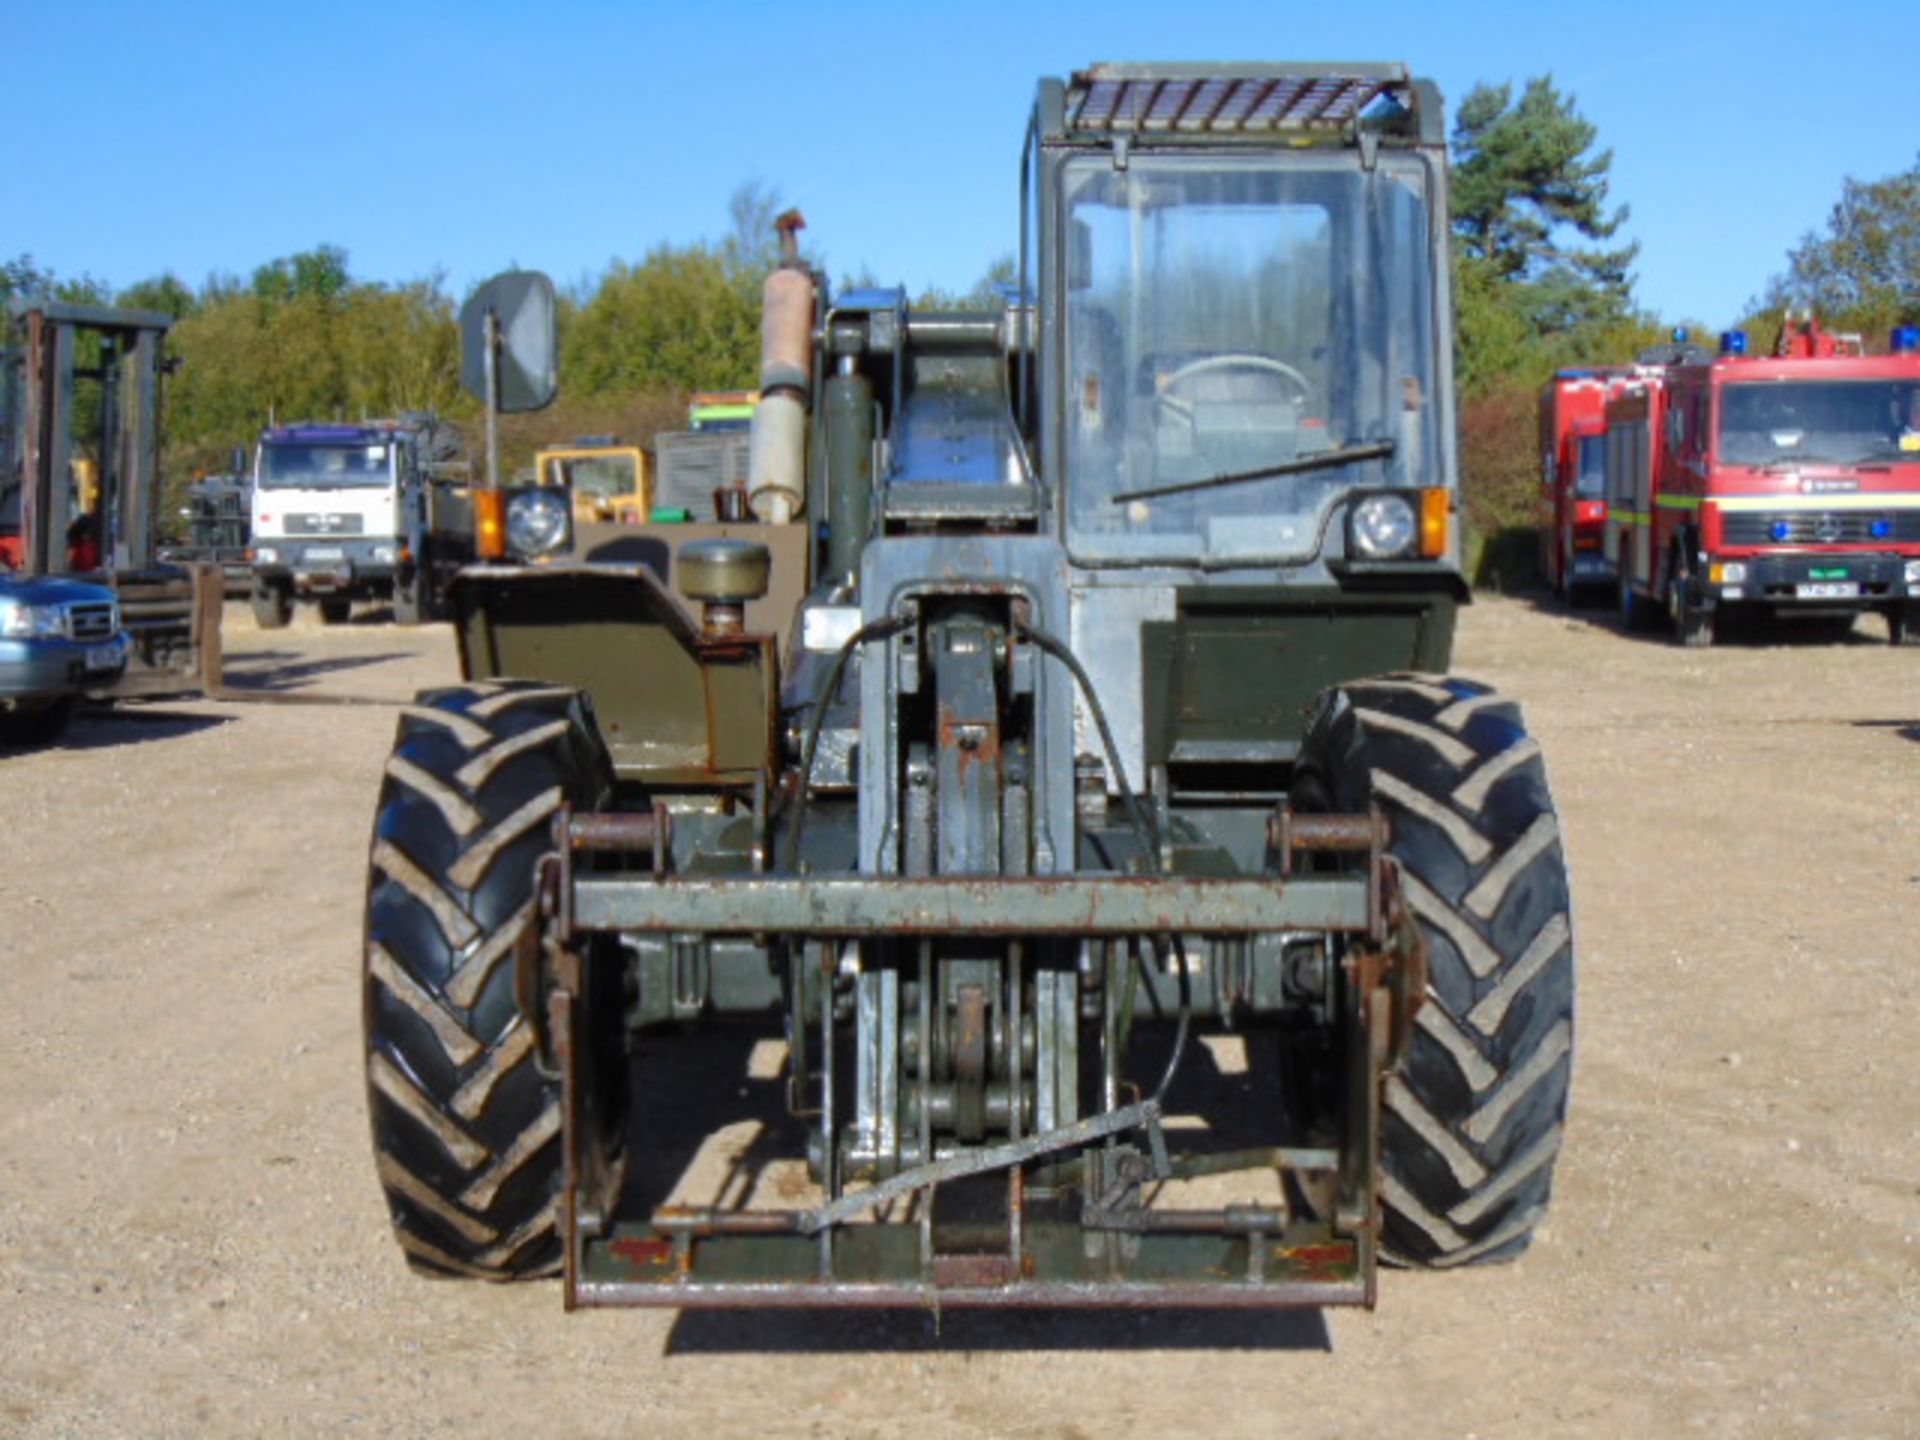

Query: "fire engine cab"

xmin=1607 ymin=314 xmax=1920 ymax=646
xmin=1540 ymin=367 xmax=1632 ymax=599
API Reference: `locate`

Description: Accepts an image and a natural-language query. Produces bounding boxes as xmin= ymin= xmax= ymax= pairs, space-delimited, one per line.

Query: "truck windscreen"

xmin=1717 ymin=380 xmax=1920 ymax=468
xmin=260 ymin=444 xmax=393 ymax=490
xmin=1575 ymin=435 xmax=1607 ymax=498
xmin=1063 ymin=153 xmax=1439 ymax=563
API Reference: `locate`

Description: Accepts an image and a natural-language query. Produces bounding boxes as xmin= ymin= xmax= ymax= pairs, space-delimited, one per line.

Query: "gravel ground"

xmin=1 ymin=595 xmax=1916 ymax=1439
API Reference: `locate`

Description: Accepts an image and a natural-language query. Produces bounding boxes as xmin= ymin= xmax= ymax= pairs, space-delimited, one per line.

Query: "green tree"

xmin=250 ymin=245 xmax=352 ymax=303
xmin=2 ymin=253 xmax=53 ymax=301
xmin=1446 ymin=74 xmax=1661 ymax=395
xmin=562 ymin=244 xmax=761 ymax=394
xmin=1759 ymin=153 xmax=1920 ymax=340
xmin=1451 ymin=76 xmax=1635 ymax=305
xmin=118 ymin=273 xmax=200 ymax=319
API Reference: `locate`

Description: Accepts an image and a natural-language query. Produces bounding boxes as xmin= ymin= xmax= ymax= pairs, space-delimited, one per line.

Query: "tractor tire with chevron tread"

xmin=1298 ymin=674 xmax=1574 ymax=1268
xmin=362 ymin=680 xmax=616 ymax=1279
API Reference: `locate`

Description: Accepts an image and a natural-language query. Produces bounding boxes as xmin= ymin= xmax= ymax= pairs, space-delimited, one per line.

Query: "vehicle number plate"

xmin=304 ymin=547 xmax=346 ymax=562
xmin=84 ymin=642 xmax=123 ymax=671
xmin=1796 ymin=581 xmax=1858 ymax=599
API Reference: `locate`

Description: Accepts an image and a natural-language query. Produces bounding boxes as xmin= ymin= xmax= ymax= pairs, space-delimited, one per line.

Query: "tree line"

xmin=6 ymin=88 xmax=1916 ymax=566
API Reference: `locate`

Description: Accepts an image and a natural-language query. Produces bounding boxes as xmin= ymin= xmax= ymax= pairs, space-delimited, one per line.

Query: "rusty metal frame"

xmin=570 ymin=872 xmax=1374 ymax=937
xmin=545 ymin=804 xmax=1415 ymax=1310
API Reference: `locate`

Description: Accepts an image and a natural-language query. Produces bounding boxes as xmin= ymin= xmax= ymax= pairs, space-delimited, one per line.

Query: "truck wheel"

xmin=1615 ymin=571 xmax=1655 ymax=633
xmin=1886 ymin=603 xmax=1920 ymax=646
xmin=1296 ymin=676 xmax=1574 ymax=1268
xmin=319 ymin=597 xmax=353 ymax=625
xmin=251 ymin=581 xmax=291 ymax=630
xmin=1665 ymin=550 xmax=1713 ymax=648
xmin=363 ymin=681 xmax=619 ymax=1279
xmin=393 ymin=570 xmax=424 ymax=627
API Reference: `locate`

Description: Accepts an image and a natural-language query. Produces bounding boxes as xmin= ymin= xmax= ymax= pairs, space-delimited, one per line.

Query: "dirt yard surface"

xmin=2 ymin=596 xmax=1916 ymax=1438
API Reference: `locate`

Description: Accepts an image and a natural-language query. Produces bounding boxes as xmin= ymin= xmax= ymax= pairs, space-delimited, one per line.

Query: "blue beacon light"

xmin=1719 ymin=330 xmax=1748 ymax=356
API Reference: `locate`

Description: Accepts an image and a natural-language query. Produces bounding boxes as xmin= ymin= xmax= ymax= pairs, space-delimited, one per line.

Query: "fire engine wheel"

xmin=251 ymin=581 xmax=291 ymax=630
xmin=1615 ymin=572 xmax=1655 ymax=633
xmin=1297 ymin=676 xmax=1574 ymax=1268
xmin=363 ymin=680 xmax=619 ymax=1280
xmin=1666 ymin=548 xmax=1713 ymax=648
xmin=319 ymin=597 xmax=353 ymax=625
xmin=1886 ymin=602 xmax=1920 ymax=646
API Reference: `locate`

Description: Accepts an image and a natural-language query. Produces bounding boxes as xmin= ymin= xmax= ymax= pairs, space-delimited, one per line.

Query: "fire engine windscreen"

xmin=259 ymin=443 xmax=394 ymax=490
xmin=1064 ymin=154 xmax=1439 ymax=563
xmin=1717 ymin=380 xmax=1920 ymax=468
xmin=1575 ymin=435 xmax=1608 ymax=498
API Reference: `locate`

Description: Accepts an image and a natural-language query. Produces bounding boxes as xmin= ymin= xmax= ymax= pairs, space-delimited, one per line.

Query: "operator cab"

xmin=1042 ymin=80 xmax=1451 ymax=572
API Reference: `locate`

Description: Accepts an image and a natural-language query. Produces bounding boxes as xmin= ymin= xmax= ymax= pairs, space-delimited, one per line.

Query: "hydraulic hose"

xmin=1011 ymin=619 xmax=1191 ymax=1107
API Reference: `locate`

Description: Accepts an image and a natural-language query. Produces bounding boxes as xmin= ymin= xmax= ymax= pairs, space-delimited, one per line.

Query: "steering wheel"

xmin=1153 ymin=353 xmax=1316 ymax=423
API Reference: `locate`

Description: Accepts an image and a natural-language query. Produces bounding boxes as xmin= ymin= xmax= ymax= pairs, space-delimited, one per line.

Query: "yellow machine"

xmin=532 ymin=439 xmax=649 ymax=525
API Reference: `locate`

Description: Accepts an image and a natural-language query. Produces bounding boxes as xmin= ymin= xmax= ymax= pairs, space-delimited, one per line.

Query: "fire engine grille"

xmin=1067 ymin=71 xmax=1409 ymax=135
xmin=65 ymin=602 xmax=117 ymax=641
xmin=1721 ymin=511 xmax=1920 ymax=546
xmin=653 ymin=433 xmax=751 ymax=516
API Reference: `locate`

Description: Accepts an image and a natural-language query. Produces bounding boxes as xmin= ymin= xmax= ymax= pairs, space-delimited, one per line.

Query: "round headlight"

xmin=1351 ymin=494 xmax=1416 ymax=559
xmin=506 ymin=489 xmax=570 ymax=556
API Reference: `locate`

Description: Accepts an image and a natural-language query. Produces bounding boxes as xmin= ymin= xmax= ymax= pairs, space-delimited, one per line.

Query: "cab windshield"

xmin=1574 ymin=435 xmax=1607 ymax=498
xmin=1717 ymin=379 xmax=1920 ymax=468
xmin=544 ymin=453 xmax=638 ymax=498
xmin=1063 ymin=153 xmax=1440 ymax=563
xmin=259 ymin=443 xmax=393 ymax=490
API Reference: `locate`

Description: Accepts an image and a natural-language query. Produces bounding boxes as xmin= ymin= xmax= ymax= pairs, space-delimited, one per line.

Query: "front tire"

xmin=363 ymin=681 xmax=615 ymax=1278
xmin=1666 ymin=549 xmax=1713 ymax=648
xmin=393 ymin=569 xmax=424 ymax=627
xmin=251 ymin=580 xmax=291 ymax=630
xmin=1616 ymin=570 xmax=1655 ymax=633
xmin=1886 ymin=602 xmax=1919 ymax=646
xmin=1297 ymin=676 xmax=1575 ymax=1268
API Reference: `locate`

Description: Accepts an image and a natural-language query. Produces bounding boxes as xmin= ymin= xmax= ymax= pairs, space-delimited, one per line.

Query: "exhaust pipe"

xmin=747 ymin=210 xmax=813 ymax=524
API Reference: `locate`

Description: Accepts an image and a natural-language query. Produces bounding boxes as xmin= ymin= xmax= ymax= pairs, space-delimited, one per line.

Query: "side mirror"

xmin=460 ymin=271 xmax=557 ymax=413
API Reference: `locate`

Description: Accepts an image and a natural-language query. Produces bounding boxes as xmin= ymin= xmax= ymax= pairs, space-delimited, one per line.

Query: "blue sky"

xmin=7 ymin=1 xmax=1912 ymax=331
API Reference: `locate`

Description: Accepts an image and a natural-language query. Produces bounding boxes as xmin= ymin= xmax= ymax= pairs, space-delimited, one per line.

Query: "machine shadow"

xmin=216 ymin=649 xmax=414 ymax=692
xmin=621 ymin=1013 xmax=1335 ymax=1356
xmin=1852 ymin=718 xmax=1920 ymax=745
xmin=57 ymin=707 xmax=233 ymax=749
xmin=664 ymin=1300 xmax=1331 ymax=1355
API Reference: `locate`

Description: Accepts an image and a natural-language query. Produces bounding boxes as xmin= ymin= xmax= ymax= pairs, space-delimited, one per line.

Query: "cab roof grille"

xmin=1067 ymin=67 xmax=1412 ymax=135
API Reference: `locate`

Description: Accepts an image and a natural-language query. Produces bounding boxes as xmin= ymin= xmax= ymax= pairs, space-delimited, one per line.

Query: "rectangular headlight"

xmin=0 ymin=603 xmax=63 ymax=638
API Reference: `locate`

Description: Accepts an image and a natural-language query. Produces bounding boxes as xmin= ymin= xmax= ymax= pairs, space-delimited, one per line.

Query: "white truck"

xmin=248 ymin=418 xmax=472 ymax=627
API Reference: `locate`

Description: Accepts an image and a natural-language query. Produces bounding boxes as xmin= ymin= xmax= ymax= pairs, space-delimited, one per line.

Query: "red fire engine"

xmin=1539 ymin=367 xmax=1631 ymax=599
xmin=1607 ymin=313 xmax=1920 ymax=646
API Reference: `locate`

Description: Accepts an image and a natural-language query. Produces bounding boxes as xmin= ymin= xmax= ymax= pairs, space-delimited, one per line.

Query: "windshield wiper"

xmin=1112 ymin=439 xmax=1396 ymax=504
xmin=1850 ymin=447 xmax=1919 ymax=467
xmin=1757 ymin=454 xmax=1844 ymax=472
